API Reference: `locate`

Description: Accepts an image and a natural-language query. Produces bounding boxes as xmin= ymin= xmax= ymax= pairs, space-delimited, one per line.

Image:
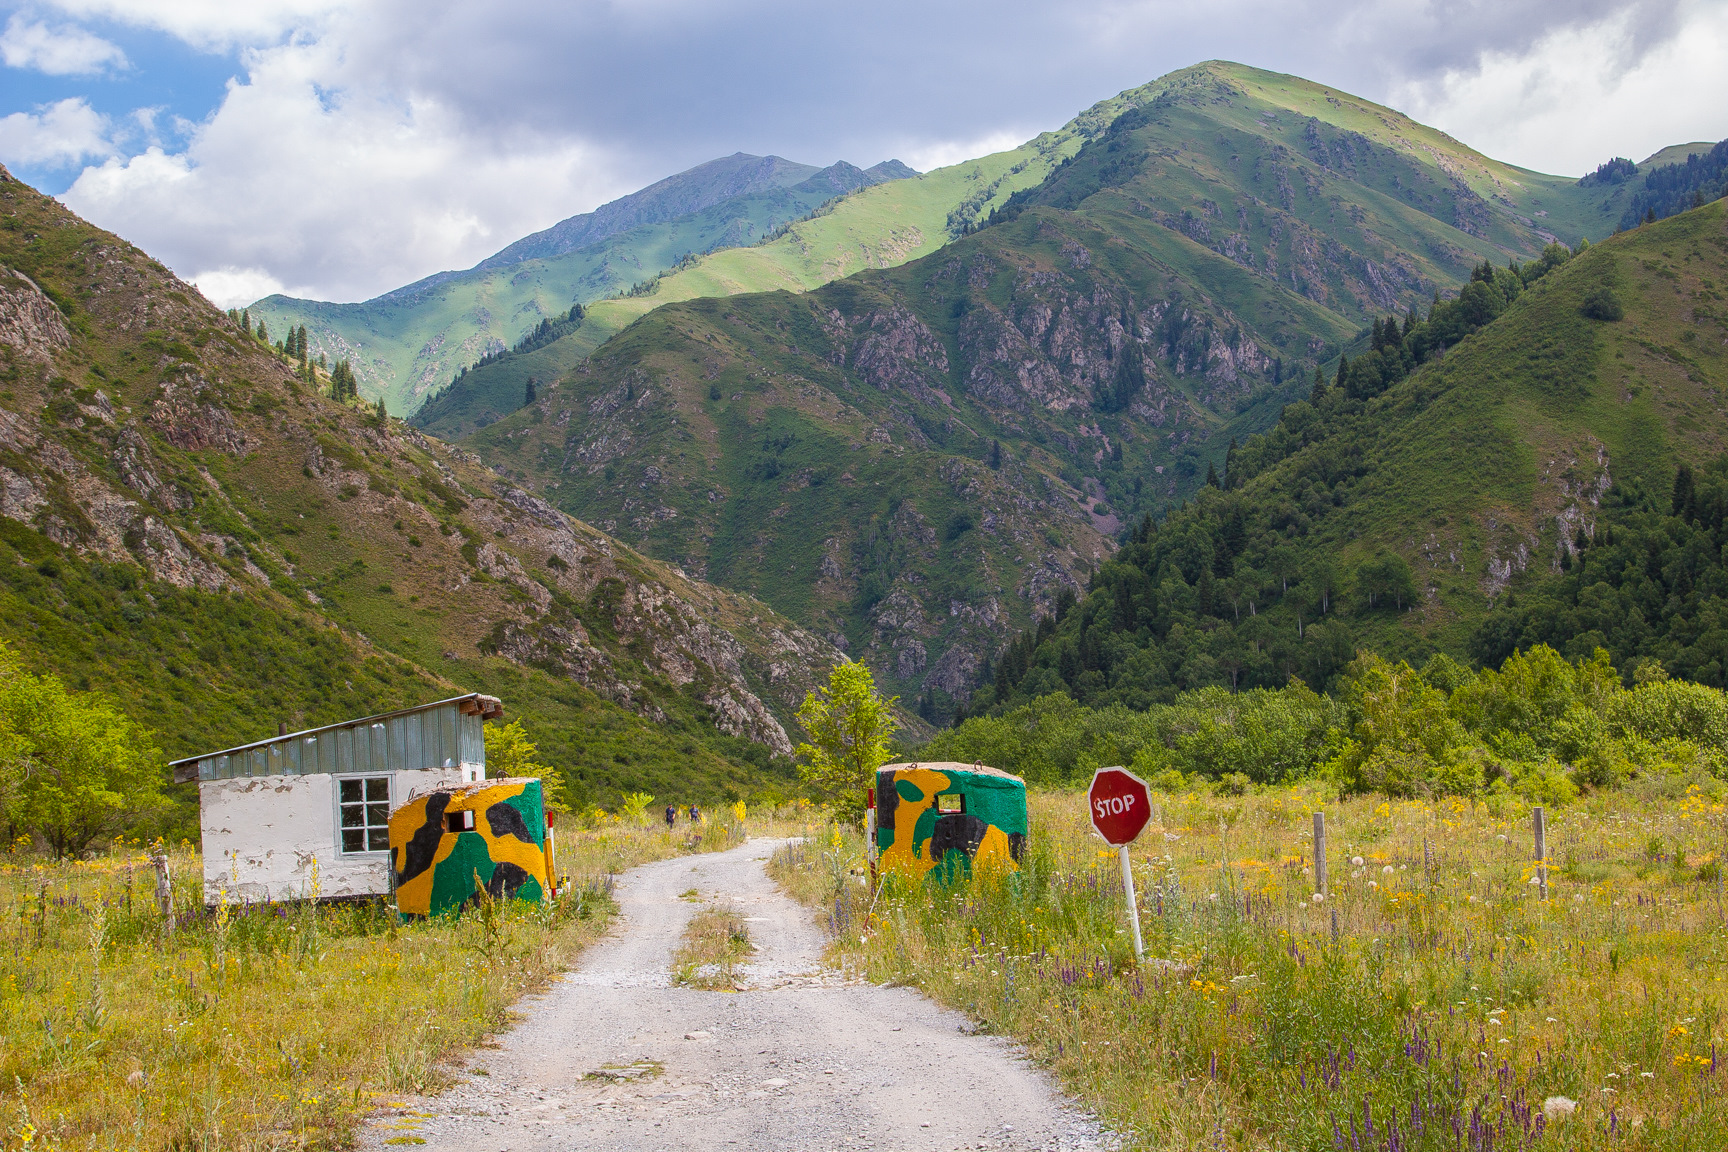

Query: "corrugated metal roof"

xmin=171 ymin=694 xmax=502 ymax=784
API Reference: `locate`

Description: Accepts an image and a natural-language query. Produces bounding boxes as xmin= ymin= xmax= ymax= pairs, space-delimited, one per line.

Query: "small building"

xmin=389 ymin=777 xmax=555 ymax=917
xmin=871 ymin=761 xmax=1028 ymax=883
xmin=170 ymin=694 xmax=502 ymax=903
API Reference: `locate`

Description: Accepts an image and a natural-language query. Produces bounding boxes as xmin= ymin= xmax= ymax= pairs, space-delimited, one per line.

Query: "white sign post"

xmin=1088 ymin=767 xmax=1153 ymax=961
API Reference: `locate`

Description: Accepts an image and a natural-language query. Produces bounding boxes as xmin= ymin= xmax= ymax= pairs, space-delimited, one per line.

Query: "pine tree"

xmin=989 ymin=439 xmax=1002 ymax=470
xmin=1335 ymin=354 xmax=1349 ymax=390
xmin=1310 ymin=366 xmax=1325 ymax=403
xmin=1205 ymin=461 xmax=1220 ymax=488
xmin=524 ymin=377 xmax=537 ymax=406
xmin=241 ymin=309 xmax=251 ymax=336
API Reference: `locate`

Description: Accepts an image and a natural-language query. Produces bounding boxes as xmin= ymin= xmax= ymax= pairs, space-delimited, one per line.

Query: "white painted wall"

xmin=200 ymin=765 xmax=476 ymax=903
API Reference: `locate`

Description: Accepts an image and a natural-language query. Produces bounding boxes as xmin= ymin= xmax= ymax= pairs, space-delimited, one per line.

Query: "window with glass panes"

xmin=339 ymin=776 xmax=391 ymax=852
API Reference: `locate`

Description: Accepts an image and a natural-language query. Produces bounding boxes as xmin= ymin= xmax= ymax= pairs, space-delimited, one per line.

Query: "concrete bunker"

xmin=389 ymin=777 xmax=556 ymax=917
xmin=871 ymin=761 xmax=1028 ymax=883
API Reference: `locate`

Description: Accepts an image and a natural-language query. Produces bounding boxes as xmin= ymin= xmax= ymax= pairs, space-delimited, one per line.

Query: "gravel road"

xmin=364 ymin=838 xmax=1108 ymax=1151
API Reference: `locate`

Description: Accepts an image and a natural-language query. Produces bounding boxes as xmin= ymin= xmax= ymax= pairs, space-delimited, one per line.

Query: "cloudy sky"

xmin=2 ymin=0 xmax=1724 ymax=308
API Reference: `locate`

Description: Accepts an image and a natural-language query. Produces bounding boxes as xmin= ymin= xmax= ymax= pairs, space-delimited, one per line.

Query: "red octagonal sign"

xmin=1088 ymin=766 xmax=1152 ymax=846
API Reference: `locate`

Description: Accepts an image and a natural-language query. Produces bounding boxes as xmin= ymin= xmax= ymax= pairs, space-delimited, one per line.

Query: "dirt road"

xmin=365 ymin=838 xmax=1107 ymax=1151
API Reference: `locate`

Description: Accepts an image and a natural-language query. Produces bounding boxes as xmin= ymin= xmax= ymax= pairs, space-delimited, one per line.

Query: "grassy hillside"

xmin=462 ymin=61 xmax=1637 ymax=717
xmin=970 ymin=199 xmax=1728 ymax=712
xmin=0 ymin=164 xmax=851 ymax=829
xmin=249 ymin=160 xmax=907 ymax=418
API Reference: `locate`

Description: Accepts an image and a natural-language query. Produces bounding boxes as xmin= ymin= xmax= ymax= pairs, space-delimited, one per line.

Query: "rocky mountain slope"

xmin=249 ymin=156 xmax=916 ymax=418
xmin=977 ymin=198 xmax=1728 ymax=709
xmin=0 ymin=162 xmax=849 ymax=818
xmin=461 ymin=61 xmax=1637 ymax=718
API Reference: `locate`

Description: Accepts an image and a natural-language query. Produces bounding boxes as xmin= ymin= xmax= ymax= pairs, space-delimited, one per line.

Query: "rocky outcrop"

xmin=150 ymin=380 xmax=250 ymax=456
xmin=0 ymin=269 xmax=71 ymax=364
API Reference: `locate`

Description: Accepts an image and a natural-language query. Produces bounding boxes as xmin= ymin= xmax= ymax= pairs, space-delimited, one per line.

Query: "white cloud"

xmin=61 ymin=35 xmax=624 ymax=304
xmin=1390 ymin=1 xmax=1728 ymax=176
xmin=0 ymin=97 xmax=114 ymax=166
xmin=191 ymin=266 xmax=287 ymax=309
xmin=39 ymin=0 xmax=344 ymax=50
xmin=898 ymin=129 xmax=1032 ymax=175
xmin=0 ymin=14 xmax=128 ymax=74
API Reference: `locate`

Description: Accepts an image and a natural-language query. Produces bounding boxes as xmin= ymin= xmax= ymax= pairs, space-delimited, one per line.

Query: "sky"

xmin=1 ymin=0 xmax=1725 ymax=309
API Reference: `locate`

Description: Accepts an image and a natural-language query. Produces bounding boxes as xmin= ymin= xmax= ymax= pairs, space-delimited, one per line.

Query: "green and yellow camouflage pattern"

xmin=388 ymin=777 xmax=553 ymax=917
xmin=874 ymin=761 xmax=1027 ymax=883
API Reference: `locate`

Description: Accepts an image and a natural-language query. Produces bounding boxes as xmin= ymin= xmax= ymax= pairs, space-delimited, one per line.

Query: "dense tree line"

xmin=1473 ymin=457 xmax=1728 ymax=686
xmin=1618 ymin=139 xmax=1728 ymax=231
xmin=927 ymin=643 xmax=1728 ymax=803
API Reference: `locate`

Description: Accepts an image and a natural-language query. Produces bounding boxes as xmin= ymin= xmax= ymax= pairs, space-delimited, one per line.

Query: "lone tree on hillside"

xmin=795 ymin=660 xmax=898 ymax=822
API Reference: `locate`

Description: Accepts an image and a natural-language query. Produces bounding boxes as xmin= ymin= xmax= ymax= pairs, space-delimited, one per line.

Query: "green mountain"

xmin=975 ymin=198 xmax=1728 ymax=710
xmin=460 ymin=61 xmax=1638 ymax=719
xmin=0 ymin=163 xmax=849 ymax=825
xmin=403 ymin=140 xmax=1088 ymax=440
xmin=248 ymin=155 xmax=917 ymax=418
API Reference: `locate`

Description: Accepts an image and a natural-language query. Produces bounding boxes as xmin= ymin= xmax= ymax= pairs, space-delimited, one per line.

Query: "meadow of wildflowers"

xmin=0 ymin=809 xmax=763 ymax=1150
xmin=782 ymin=783 xmax=1728 ymax=1151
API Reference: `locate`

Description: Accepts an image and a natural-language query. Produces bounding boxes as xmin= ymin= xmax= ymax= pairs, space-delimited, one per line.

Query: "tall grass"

xmin=0 ymin=811 xmax=787 ymax=1151
xmin=780 ymin=784 xmax=1728 ymax=1150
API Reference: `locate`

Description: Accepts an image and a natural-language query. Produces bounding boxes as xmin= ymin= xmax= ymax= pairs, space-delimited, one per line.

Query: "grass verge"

xmin=0 ymin=811 xmax=775 ymax=1150
xmin=774 ymin=784 xmax=1728 ymax=1150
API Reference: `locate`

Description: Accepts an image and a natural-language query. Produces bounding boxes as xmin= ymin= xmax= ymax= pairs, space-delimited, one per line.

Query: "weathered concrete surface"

xmin=363 ymin=838 xmax=1108 ymax=1151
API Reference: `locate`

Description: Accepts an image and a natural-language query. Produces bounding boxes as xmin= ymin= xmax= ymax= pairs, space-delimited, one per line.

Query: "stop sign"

xmin=1088 ymin=766 xmax=1152 ymax=846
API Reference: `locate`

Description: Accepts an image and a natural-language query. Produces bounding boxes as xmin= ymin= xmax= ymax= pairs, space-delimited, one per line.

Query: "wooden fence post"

xmin=1533 ymin=807 xmax=1548 ymax=901
xmin=1313 ymin=811 xmax=1328 ymax=897
xmin=150 ymin=849 xmax=175 ymax=934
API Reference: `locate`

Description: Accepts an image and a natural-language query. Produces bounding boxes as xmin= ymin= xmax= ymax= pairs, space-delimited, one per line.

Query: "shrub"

xmin=1608 ymin=678 xmax=1728 ymax=748
xmin=1581 ymin=286 xmax=1624 ymax=321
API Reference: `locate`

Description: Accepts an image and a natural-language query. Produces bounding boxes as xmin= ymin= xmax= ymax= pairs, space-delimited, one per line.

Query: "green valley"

xmin=461 ymin=61 xmax=1642 ymax=718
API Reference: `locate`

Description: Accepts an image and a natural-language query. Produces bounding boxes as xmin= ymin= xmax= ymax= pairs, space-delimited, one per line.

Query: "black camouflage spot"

xmin=929 ymin=813 xmax=989 ymax=861
xmin=876 ymin=769 xmax=900 ymax=831
xmin=395 ymin=792 xmax=450 ymax=889
xmin=484 ymin=861 xmax=534 ymax=901
xmin=485 ymin=801 xmax=537 ymax=843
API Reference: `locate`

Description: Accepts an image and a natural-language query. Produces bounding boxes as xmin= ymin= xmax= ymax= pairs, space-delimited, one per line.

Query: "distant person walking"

xmin=689 ymin=805 xmax=702 ymax=824
xmin=664 ymin=804 xmax=677 ymax=829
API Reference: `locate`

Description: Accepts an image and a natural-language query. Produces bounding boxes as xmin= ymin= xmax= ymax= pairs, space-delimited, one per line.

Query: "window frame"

xmin=335 ymin=773 xmax=393 ymax=855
